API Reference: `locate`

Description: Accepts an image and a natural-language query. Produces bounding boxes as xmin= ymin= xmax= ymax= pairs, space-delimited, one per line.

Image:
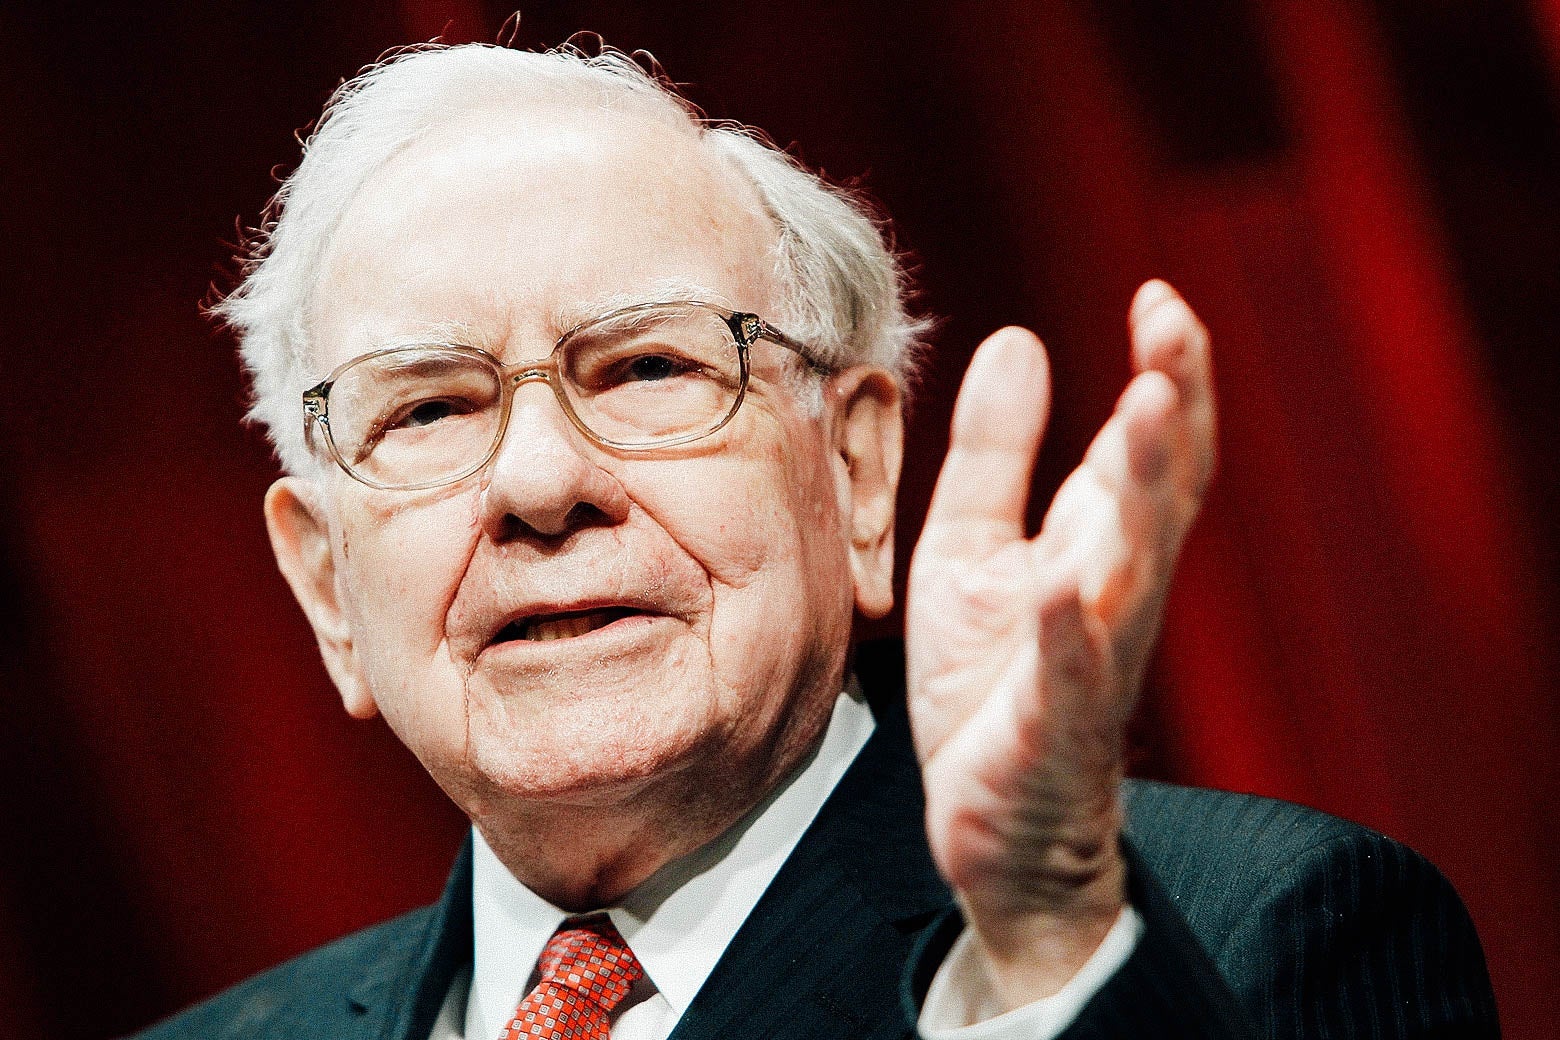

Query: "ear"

xmin=827 ymin=368 xmax=904 ymax=619
xmin=264 ymin=477 xmax=378 ymax=719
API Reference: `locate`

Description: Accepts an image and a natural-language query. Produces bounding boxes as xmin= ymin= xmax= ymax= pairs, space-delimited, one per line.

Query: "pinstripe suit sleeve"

xmin=910 ymin=783 xmax=1499 ymax=1039
xmin=1212 ymin=826 xmax=1498 ymax=1038
xmin=1081 ymin=785 xmax=1498 ymax=1038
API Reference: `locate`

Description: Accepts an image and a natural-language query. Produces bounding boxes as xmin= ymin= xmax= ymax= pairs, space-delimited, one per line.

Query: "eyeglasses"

xmin=302 ymin=300 xmax=815 ymax=491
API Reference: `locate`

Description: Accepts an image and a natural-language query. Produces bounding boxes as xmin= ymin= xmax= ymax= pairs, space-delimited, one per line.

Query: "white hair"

xmin=212 ymin=42 xmax=929 ymax=475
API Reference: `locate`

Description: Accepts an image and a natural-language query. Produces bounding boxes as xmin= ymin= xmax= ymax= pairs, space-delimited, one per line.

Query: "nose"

xmin=477 ymin=380 xmax=630 ymax=542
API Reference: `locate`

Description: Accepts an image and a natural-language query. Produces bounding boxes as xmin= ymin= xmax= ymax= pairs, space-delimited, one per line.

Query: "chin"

xmin=455 ymin=710 xmax=718 ymax=810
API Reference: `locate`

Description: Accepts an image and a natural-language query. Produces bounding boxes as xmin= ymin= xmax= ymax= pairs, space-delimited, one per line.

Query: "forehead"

xmin=310 ymin=100 xmax=781 ymax=367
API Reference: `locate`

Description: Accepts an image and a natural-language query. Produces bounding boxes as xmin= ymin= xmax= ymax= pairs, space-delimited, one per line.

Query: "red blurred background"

xmin=2 ymin=1 xmax=1556 ymax=1036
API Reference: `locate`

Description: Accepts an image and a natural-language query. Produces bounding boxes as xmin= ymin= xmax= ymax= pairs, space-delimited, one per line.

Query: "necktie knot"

xmin=499 ymin=917 xmax=643 ymax=1040
xmin=535 ymin=918 xmax=643 ymax=1010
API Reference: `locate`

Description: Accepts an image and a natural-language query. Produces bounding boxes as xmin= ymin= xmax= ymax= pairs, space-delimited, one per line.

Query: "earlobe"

xmin=830 ymin=368 xmax=904 ymax=620
xmin=263 ymin=477 xmax=378 ymax=719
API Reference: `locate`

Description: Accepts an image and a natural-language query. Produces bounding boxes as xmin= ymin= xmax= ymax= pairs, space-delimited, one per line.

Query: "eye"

xmin=625 ymin=353 xmax=682 ymax=382
xmin=381 ymin=395 xmax=477 ymax=434
xmin=398 ymin=398 xmax=464 ymax=428
xmin=581 ymin=348 xmax=710 ymax=392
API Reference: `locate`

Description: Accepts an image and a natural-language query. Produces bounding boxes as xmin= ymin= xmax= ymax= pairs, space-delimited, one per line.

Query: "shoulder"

xmin=1122 ymin=777 xmax=1382 ymax=885
xmin=1119 ymin=779 xmax=1497 ymax=1036
xmin=1121 ymin=777 xmax=1459 ymax=943
xmin=126 ymin=904 xmax=438 ymax=1040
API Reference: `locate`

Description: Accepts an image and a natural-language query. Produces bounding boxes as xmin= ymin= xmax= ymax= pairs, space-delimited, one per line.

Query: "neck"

xmin=469 ymin=697 xmax=838 ymax=911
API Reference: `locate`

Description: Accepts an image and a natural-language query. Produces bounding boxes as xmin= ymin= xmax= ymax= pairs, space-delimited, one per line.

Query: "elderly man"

xmin=136 ymin=42 xmax=1495 ymax=1040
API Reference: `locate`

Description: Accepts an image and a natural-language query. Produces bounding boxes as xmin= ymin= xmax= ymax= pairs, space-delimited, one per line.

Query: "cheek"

xmin=338 ymin=493 xmax=481 ymax=665
xmin=334 ymin=493 xmax=488 ymax=781
xmin=644 ymin=433 xmax=853 ymax=681
xmin=650 ymin=436 xmax=844 ymax=590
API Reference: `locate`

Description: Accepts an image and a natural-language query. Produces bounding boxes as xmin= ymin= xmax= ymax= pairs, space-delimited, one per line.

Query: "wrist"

xmin=959 ymin=846 xmax=1127 ymax=1010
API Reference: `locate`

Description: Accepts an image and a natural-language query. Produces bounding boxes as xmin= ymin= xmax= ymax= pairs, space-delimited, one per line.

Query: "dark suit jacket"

xmin=132 ymin=643 xmax=1499 ymax=1039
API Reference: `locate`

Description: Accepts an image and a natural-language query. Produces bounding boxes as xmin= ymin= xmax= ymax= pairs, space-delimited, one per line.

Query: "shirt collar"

xmin=467 ymin=685 xmax=876 ymax=1039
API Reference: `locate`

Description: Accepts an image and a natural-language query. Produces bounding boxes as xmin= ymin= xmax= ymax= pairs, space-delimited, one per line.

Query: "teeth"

xmin=522 ymin=609 xmax=629 ymax=642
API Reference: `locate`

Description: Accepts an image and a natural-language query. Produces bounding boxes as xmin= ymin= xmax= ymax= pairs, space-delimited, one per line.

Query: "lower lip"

xmin=484 ymin=612 xmax=666 ymax=656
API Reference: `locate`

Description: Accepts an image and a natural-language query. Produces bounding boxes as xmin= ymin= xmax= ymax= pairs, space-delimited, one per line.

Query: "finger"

xmin=1011 ymin=581 xmax=1122 ymax=761
xmin=1037 ymin=373 xmax=1183 ymax=631
xmin=1119 ymin=369 xmax=1179 ymax=489
xmin=1109 ymin=373 xmax=1188 ymax=635
xmin=1056 ymin=371 xmax=1179 ymax=539
xmin=1128 ymin=280 xmax=1216 ymax=496
xmin=923 ymin=326 xmax=1052 ymax=546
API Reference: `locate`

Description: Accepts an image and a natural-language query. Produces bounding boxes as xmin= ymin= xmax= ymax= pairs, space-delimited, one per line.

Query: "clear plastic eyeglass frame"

xmin=301 ymin=300 xmax=814 ymax=491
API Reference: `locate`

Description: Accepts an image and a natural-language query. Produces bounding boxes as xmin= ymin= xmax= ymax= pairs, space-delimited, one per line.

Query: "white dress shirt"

xmin=428 ymin=686 xmax=1140 ymax=1040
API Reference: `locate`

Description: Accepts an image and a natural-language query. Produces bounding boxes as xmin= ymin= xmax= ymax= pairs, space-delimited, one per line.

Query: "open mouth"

xmin=494 ymin=606 xmax=643 ymax=643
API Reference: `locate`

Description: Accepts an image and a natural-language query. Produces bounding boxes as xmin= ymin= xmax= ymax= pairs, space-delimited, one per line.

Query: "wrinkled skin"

xmin=265 ymin=101 xmax=902 ymax=909
xmin=264 ymin=97 xmax=1217 ymax=1004
xmin=908 ymin=285 xmax=1216 ymax=1005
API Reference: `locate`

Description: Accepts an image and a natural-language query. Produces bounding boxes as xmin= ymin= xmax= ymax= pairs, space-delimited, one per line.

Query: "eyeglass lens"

xmin=323 ymin=304 xmax=745 ymax=488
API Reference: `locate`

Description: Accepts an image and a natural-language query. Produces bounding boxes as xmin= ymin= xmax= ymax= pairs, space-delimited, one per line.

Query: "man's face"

xmin=269 ymin=101 xmax=899 ymax=831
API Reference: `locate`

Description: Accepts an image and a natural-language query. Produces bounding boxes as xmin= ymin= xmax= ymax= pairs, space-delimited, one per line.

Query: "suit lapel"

xmin=670 ymin=643 xmax=951 ymax=1040
xmin=351 ymin=644 xmax=945 ymax=1040
xmin=347 ymin=834 xmax=474 ymax=1040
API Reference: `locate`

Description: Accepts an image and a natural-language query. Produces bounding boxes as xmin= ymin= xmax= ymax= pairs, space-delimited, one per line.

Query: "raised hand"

xmin=906 ymin=280 xmax=1216 ymax=1008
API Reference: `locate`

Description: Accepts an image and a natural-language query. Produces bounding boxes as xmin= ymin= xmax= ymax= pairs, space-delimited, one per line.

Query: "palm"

xmin=907 ymin=282 xmax=1216 ymax=926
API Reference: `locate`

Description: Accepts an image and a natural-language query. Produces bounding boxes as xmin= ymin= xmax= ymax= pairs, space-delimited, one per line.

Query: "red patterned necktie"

xmin=498 ymin=917 xmax=645 ymax=1040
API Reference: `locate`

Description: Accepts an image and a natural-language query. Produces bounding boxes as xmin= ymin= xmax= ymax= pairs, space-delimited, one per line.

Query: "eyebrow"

xmin=372 ymin=320 xmax=488 ymax=351
xmin=554 ymin=279 xmax=734 ymax=330
xmin=370 ymin=346 xmax=492 ymax=376
xmin=361 ymin=279 xmax=740 ymax=356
